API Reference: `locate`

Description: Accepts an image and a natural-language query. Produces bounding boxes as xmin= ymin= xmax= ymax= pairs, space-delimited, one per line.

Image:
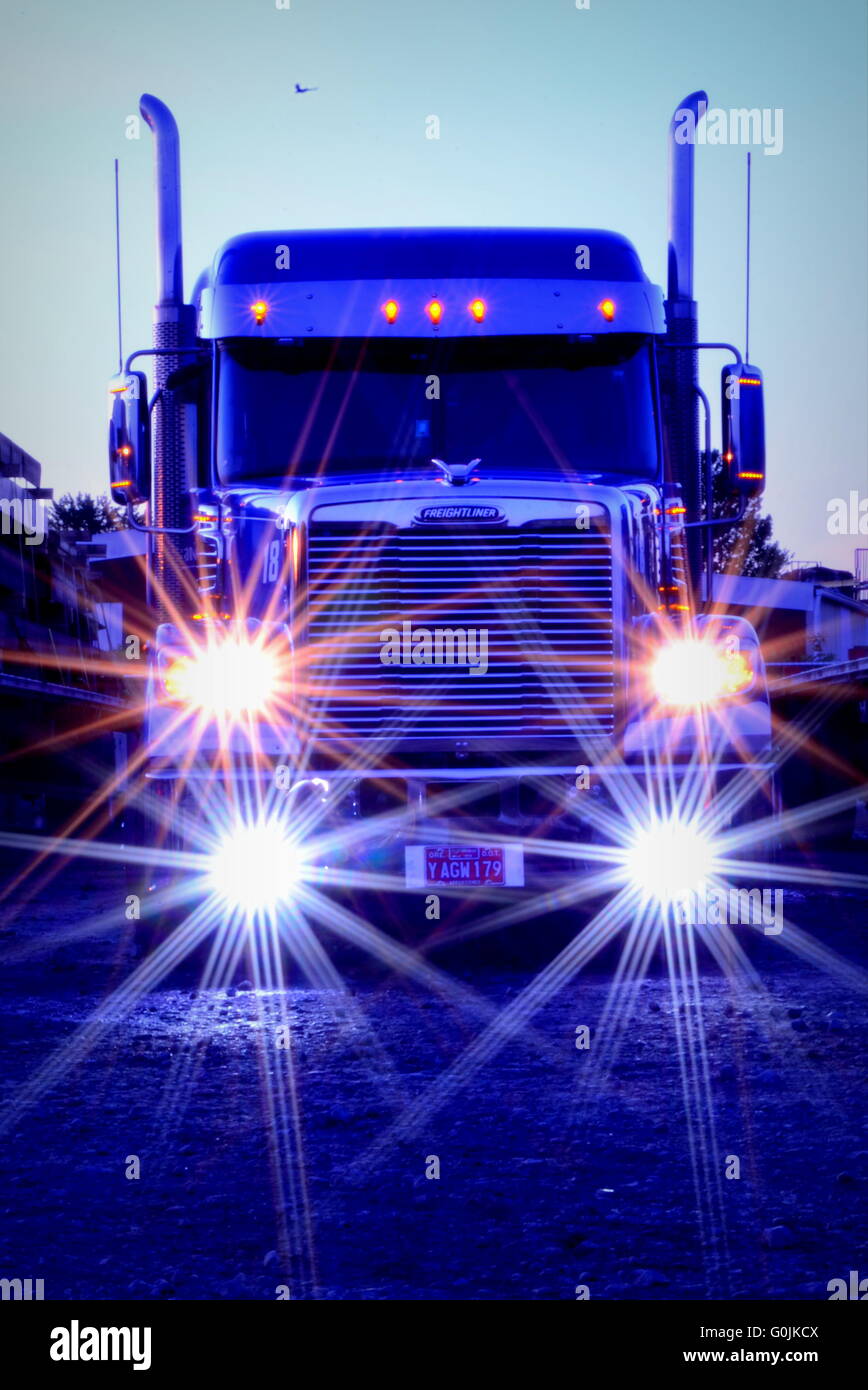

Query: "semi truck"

xmin=109 ymin=91 xmax=781 ymax=938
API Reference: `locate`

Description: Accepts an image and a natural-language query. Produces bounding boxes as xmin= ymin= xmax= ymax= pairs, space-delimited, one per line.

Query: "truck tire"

xmin=124 ymin=779 xmax=195 ymax=968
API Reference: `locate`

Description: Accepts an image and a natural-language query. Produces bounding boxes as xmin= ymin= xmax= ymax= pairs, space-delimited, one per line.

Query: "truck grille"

xmin=305 ymin=521 xmax=616 ymax=743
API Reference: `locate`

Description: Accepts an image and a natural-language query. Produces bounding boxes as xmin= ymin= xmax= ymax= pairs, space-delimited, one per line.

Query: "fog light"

xmin=626 ymin=818 xmax=714 ymax=907
xmin=209 ymin=819 xmax=301 ymax=912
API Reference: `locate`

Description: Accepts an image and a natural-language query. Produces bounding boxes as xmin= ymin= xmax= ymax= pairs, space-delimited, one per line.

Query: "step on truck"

xmin=108 ymin=91 xmax=775 ymax=943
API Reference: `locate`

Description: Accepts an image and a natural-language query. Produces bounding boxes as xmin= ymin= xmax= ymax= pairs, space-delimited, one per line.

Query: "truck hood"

xmin=224 ymin=468 xmax=659 ymax=527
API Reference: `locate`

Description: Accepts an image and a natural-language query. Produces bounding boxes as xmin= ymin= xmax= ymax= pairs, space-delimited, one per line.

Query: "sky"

xmin=1 ymin=0 xmax=866 ymax=569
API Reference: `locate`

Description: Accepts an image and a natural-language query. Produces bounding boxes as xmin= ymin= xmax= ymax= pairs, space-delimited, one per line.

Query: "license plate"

xmin=405 ymin=844 xmax=525 ymax=888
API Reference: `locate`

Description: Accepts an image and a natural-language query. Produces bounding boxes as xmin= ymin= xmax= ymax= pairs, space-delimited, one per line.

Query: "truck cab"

xmin=109 ymin=95 xmax=772 ymax=923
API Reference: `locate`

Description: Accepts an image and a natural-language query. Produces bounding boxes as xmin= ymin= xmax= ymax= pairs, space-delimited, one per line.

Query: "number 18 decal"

xmin=262 ymin=538 xmax=281 ymax=585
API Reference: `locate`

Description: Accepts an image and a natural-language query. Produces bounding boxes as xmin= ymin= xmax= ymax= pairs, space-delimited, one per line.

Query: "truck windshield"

xmin=216 ymin=334 xmax=658 ymax=483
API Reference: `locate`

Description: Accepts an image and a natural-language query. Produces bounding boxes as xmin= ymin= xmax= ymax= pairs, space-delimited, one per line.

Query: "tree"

xmin=709 ymin=452 xmax=791 ymax=578
xmin=48 ymin=492 xmax=129 ymax=536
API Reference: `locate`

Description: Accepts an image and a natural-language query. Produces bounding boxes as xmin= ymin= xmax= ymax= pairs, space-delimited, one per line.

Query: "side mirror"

xmin=108 ymin=371 xmax=150 ymax=506
xmin=721 ymin=364 xmax=766 ymax=497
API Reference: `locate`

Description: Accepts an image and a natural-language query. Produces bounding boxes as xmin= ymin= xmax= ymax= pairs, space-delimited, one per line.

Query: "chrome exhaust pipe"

xmin=667 ymin=90 xmax=706 ymax=302
xmin=140 ymin=94 xmax=193 ymax=614
xmin=139 ymin=94 xmax=184 ymax=309
xmin=664 ymin=91 xmax=707 ymax=594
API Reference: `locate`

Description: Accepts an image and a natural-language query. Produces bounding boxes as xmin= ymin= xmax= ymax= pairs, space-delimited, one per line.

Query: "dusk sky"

xmin=1 ymin=0 xmax=865 ymax=567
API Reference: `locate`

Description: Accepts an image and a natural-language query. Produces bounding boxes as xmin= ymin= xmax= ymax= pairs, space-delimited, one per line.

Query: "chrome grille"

xmin=305 ymin=521 xmax=616 ymax=741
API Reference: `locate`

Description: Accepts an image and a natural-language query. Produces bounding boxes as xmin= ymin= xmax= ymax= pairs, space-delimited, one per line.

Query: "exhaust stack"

xmin=140 ymin=94 xmax=193 ymax=614
xmin=667 ymin=90 xmax=705 ymax=302
xmin=663 ymin=90 xmax=706 ymax=593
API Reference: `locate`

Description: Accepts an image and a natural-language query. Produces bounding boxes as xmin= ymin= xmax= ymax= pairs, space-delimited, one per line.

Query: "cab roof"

xmin=209 ymin=227 xmax=653 ymax=286
xmin=194 ymin=227 xmax=664 ymax=339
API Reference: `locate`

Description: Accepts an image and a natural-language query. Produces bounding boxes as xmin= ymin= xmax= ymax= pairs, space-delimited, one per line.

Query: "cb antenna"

xmin=114 ymin=157 xmax=123 ymax=373
xmin=745 ymin=151 xmax=752 ymax=363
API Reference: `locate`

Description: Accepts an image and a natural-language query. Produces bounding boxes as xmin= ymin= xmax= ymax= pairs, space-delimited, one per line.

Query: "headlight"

xmin=650 ymin=639 xmax=754 ymax=708
xmin=161 ymin=639 xmax=279 ymax=716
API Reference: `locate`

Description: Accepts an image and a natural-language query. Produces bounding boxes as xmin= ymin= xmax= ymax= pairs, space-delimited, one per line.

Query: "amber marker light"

xmin=382 ymin=299 xmax=399 ymax=324
xmin=426 ymin=299 xmax=443 ymax=325
xmin=598 ymin=298 xmax=616 ymax=322
xmin=251 ymin=301 xmax=268 ymax=325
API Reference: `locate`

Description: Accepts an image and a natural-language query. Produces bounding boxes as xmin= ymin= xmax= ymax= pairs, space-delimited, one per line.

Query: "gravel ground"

xmin=0 ymin=855 xmax=866 ymax=1301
